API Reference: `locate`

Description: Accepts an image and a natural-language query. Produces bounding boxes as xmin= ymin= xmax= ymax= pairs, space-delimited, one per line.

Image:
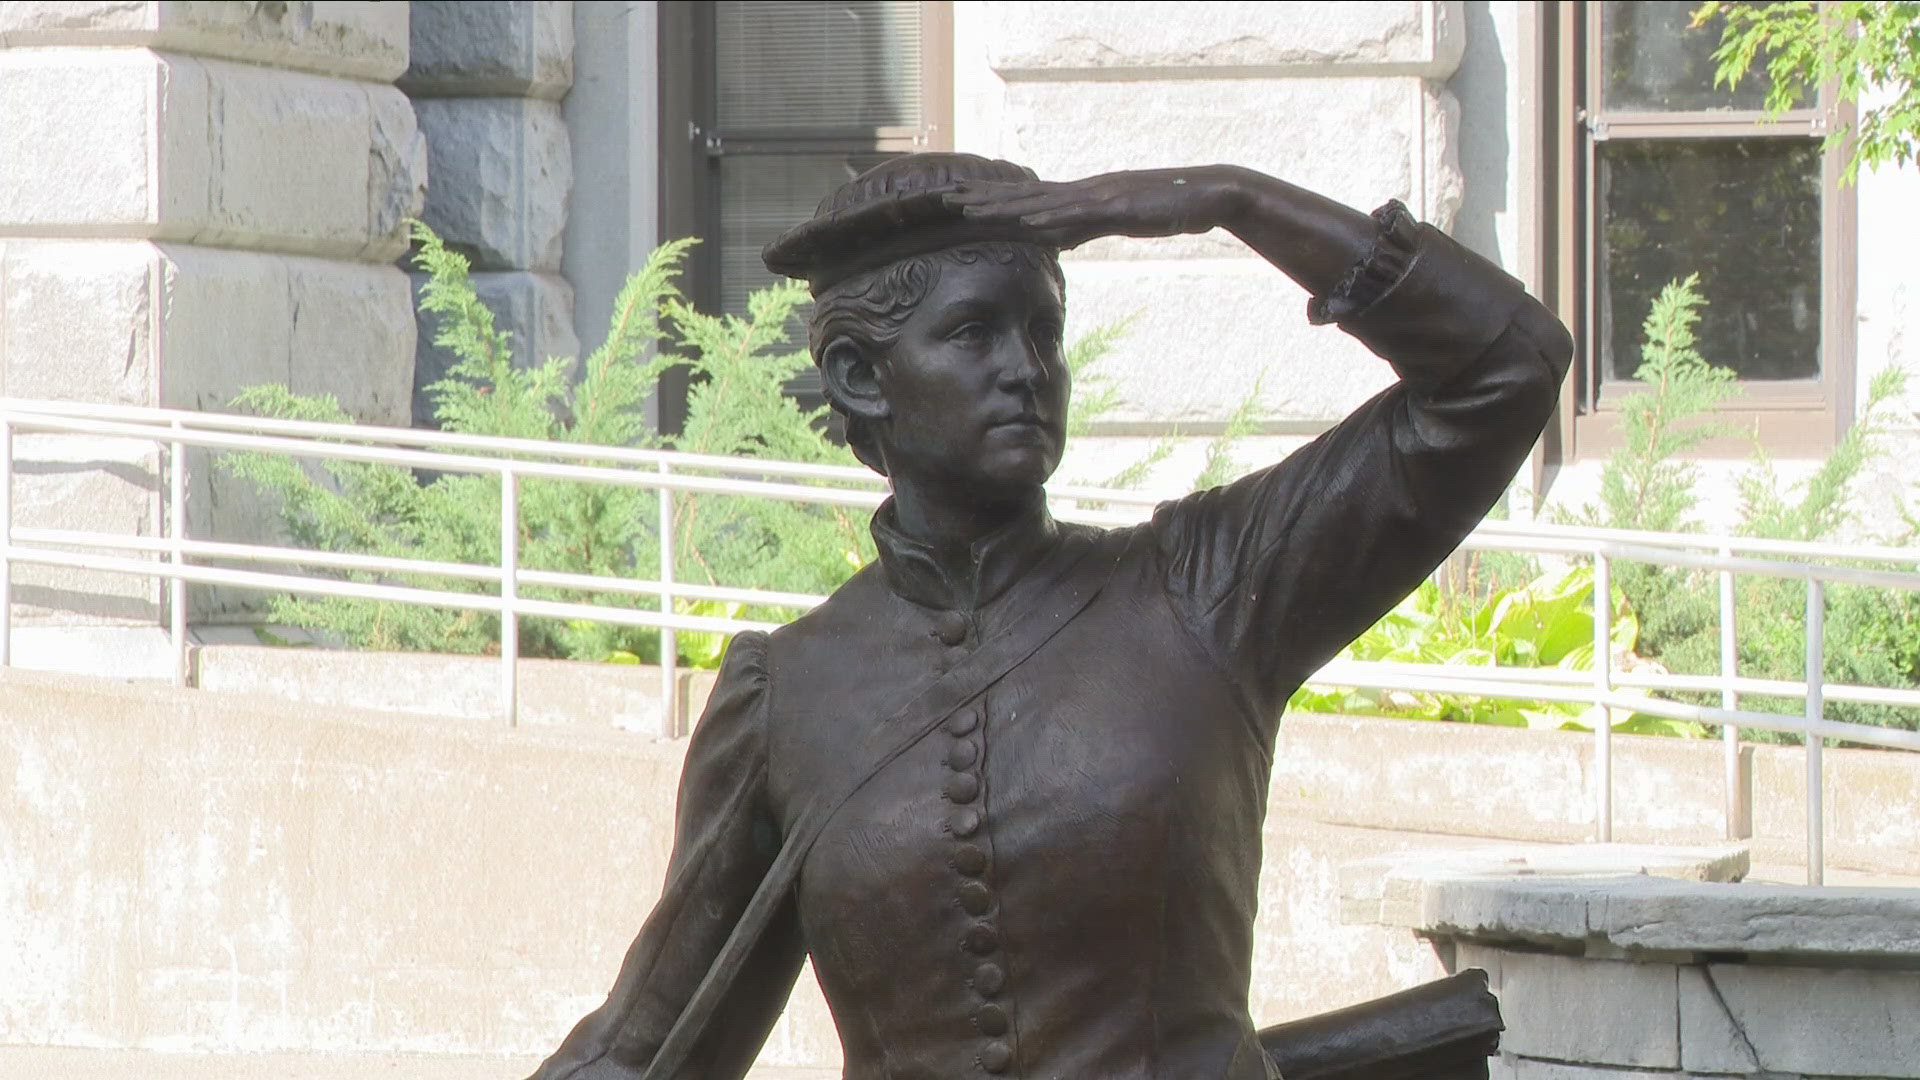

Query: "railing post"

xmin=658 ymin=462 xmax=678 ymax=738
xmin=0 ymin=418 xmax=11 ymax=669
xmin=1719 ymin=553 xmax=1749 ymax=839
xmin=169 ymin=420 xmax=189 ymax=688
xmin=1593 ymin=550 xmax=1613 ymax=842
xmin=500 ymin=468 xmax=519 ymax=726
xmin=1806 ymin=579 xmax=1825 ymax=885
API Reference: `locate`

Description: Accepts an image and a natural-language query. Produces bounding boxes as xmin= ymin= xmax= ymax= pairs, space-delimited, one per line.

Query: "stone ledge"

xmin=1346 ymin=843 xmax=1920 ymax=962
xmin=0 ymin=1 xmax=411 ymax=82
xmin=400 ymin=0 xmax=574 ymax=100
xmin=984 ymin=0 xmax=1463 ymax=79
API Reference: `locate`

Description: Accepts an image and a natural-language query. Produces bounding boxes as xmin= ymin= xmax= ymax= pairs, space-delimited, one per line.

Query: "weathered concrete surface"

xmin=413 ymin=97 xmax=571 ymax=273
xmin=194 ymin=645 xmax=718 ymax=737
xmin=0 ymin=1 xmax=412 ymax=82
xmin=158 ymin=646 xmax=1920 ymax=877
xmin=0 ymin=668 xmax=1535 ymax=1067
xmin=401 ymin=0 xmax=573 ymax=100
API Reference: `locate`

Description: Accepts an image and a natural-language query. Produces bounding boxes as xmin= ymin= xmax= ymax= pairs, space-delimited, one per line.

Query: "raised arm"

xmin=943 ymin=164 xmax=1374 ymax=296
xmin=954 ymin=167 xmax=1574 ymax=723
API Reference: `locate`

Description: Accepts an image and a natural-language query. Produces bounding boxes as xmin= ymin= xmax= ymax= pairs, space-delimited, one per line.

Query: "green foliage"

xmin=1558 ymin=273 xmax=1920 ymax=739
xmin=1694 ymin=1 xmax=1920 ymax=183
xmin=1564 ymin=274 xmax=1737 ymax=535
xmin=1193 ymin=374 xmax=1265 ymax=492
xmin=225 ymin=225 xmax=1198 ymax=668
xmin=225 ymin=226 xmax=869 ymax=664
xmin=1287 ymin=566 xmax=1693 ymax=735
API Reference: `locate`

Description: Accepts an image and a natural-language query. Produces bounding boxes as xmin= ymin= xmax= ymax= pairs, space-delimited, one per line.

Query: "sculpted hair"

xmin=809 ymin=242 xmax=1066 ymax=475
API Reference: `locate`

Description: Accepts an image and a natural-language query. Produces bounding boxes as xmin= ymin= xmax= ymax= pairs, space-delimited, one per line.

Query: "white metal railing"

xmin=4 ymin=397 xmax=1919 ymax=884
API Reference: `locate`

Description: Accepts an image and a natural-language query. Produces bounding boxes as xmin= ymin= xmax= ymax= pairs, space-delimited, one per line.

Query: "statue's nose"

xmin=997 ymin=336 xmax=1047 ymax=390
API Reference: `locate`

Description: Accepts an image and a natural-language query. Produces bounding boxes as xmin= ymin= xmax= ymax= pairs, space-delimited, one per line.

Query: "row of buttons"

xmin=944 ymin=703 xmax=1012 ymax=1073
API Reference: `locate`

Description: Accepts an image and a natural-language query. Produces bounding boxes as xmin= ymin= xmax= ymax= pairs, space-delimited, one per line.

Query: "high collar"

xmin=870 ymin=493 xmax=1060 ymax=612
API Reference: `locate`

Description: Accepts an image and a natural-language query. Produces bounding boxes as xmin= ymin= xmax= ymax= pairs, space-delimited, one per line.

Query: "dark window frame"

xmin=656 ymin=1 xmax=953 ymax=432
xmin=1545 ymin=1 xmax=1857 ymax=460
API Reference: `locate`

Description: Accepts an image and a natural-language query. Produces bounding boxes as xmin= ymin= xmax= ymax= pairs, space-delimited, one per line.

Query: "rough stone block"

xmin=985 ymin=0 xmax=1463 ymax=78
xmin=1684 ymin=963 xmax=1920 ymax=1077
xmin=1002 ymin=77 xmax=1461 ymax=233
xmin=414 ymin=97 xmax=572 ymax=272
xmin=1 ymin=240 xmax=158 ymax=406
xmin=401 ymin=0 xmax=574 ymax=100
xmin=408 ymin=270 xmax=577 ymax=427
xmin=284 ymin=257 xmax=417 ymax=428
xmin=1677 ymin=967 xmax=1762 ymax=1075
xmin=196 ymin=60 xmax=424 ymax=260
xmin=1497 ymin=953 xmax=1679 ymax=1070
xmin=6 ymin=433 xmax=161 ymax=625
xmin=0 ymin=52 xmax=424 ymax=259
xmin=0 ymin=50 xmax=158 ymax=231
xmin=1062 ymin=258 xmax=1393 ymax=426
xmin=0 ymin=1 xmax=412 ymax=82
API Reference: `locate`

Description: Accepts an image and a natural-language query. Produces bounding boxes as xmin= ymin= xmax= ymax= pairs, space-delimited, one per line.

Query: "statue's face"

xmin=871 ymin=255 xmax=1070 ymax=499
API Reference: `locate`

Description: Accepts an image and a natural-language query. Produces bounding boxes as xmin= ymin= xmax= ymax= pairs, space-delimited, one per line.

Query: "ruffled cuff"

xmin=1305 ymin=199 xmax=1421 ymax=326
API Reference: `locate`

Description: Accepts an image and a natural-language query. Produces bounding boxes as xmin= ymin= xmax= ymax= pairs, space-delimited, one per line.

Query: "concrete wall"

xmin=399 ymin=1 xmax=577 ymax=428
xmin=0 ymin=1 xmax=424 ymax=624
xmin=7 ymin=664 xmax=1918 ymax=1067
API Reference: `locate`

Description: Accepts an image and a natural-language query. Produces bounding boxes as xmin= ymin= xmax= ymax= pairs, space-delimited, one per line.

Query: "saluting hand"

xmin=940 ymin=166 xmax=1249 ymax=251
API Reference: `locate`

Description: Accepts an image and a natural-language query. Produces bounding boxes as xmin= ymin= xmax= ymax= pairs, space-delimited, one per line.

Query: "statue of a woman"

xmin=527 ymin=154 xmax=1572 ymax=1080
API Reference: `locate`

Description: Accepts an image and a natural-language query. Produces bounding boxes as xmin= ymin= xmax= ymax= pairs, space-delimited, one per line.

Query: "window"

xmin=1549 ymin=0 xmax=1855 ymax=456
xmin=659 ymin=1 xmax=953 ymax=425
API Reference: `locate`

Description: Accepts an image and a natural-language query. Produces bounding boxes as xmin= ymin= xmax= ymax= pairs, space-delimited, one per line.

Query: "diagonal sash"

xmin=551 ymin=532 xmax=1127 ymax=1080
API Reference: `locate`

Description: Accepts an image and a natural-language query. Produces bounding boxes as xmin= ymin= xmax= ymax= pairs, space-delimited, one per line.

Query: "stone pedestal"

xmin=1345 ymin=844 xmax=1920 ymax=1080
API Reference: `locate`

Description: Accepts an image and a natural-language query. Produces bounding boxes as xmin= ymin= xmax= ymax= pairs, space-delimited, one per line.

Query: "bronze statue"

xmin=527 ymin=154 xmax=1571 ymax=1080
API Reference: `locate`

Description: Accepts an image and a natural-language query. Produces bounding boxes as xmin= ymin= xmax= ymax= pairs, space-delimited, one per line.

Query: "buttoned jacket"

xmin=531 ymin=220 xmax=1574 ymax=1080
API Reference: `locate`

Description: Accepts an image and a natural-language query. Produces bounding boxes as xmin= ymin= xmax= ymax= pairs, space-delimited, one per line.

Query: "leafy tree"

xmin=1693 ymin=1 xmax=1920 ymax=181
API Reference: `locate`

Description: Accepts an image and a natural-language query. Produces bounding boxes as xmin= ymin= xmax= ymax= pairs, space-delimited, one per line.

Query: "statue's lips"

xmin=988 ymin=416 xmax=1053 ymax=435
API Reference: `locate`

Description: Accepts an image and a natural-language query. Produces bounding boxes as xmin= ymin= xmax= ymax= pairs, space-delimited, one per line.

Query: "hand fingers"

xmin=941 ymin=180 xmax=1061 ymax=207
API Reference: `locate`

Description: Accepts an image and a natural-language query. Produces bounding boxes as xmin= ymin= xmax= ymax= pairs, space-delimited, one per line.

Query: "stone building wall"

xmin=399 ymin=0 xmax=576 ymax=428
xmin=956 ymin=1 xmax=1466 ymax=436
xmin=0 ymin=1 xmax=425 ymax=623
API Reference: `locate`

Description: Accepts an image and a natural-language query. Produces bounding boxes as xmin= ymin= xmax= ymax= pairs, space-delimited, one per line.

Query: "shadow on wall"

xmin=1448 ymin=0 xmax=1510 ymax=266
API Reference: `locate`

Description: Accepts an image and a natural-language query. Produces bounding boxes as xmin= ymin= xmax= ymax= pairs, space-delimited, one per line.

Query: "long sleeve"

xmin=527 ymin=631 xmax=806 ymax=1080
xmin=1152 ymin=206 xmax=1574 ymax=723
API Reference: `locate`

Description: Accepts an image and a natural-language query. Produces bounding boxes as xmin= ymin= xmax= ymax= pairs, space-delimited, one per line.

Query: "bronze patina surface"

xmin=527 ymin=155 xmax=1571 ymax=1080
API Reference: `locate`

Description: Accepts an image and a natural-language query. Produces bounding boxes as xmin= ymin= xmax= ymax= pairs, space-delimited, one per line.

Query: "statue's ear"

xmin=820 ymin=337 xmax=890 ymax=424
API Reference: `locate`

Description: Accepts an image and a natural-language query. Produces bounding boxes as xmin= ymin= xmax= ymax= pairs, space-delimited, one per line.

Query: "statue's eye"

xmin=1033 ymin=321 xmax=1064 ymax=350
xmin=948 ymin=322 xmax=991 ymax=347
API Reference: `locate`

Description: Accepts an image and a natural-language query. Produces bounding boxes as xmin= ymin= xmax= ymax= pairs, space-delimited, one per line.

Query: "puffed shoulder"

xmin=681 ymin=630 xmax=773 ymax=780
